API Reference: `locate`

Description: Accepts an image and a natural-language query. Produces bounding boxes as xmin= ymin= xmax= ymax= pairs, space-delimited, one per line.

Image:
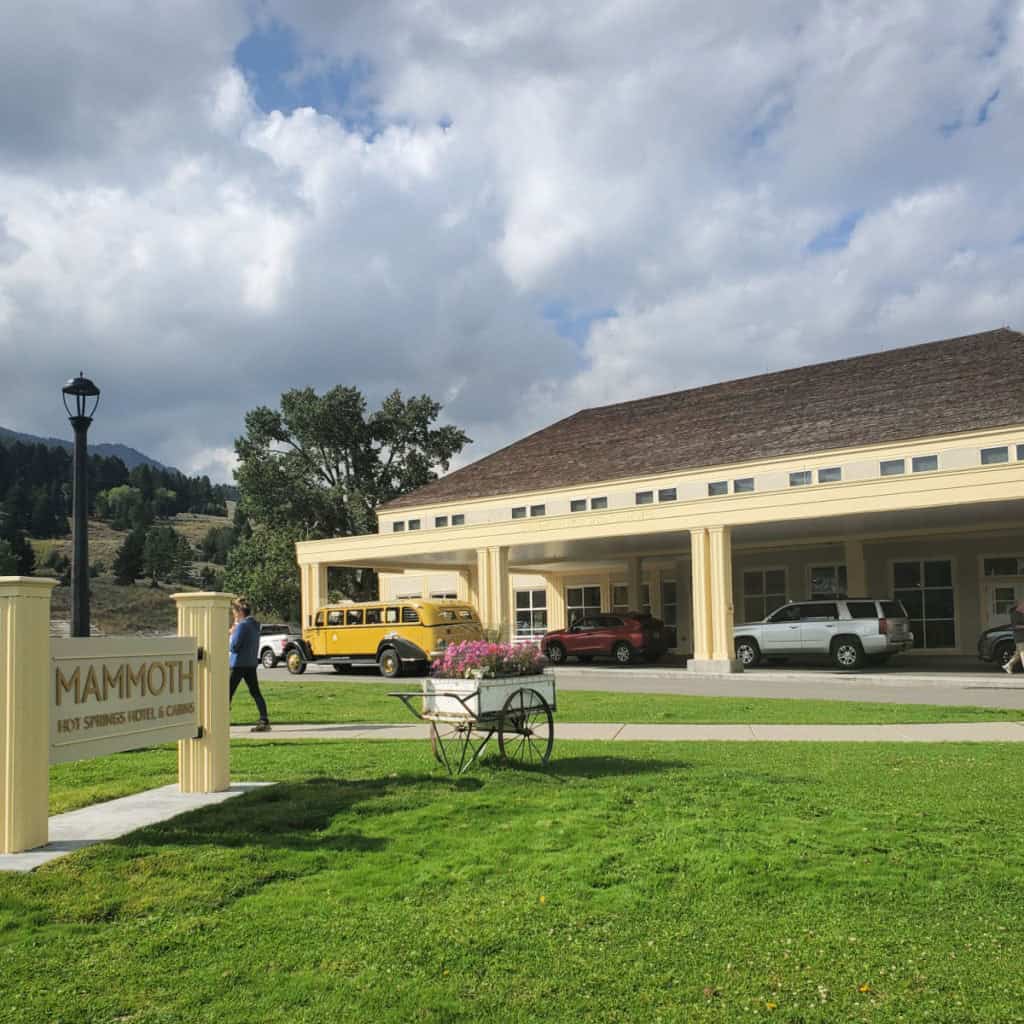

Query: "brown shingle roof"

xmin=382 ymin=328 xmax=1024 ymax=511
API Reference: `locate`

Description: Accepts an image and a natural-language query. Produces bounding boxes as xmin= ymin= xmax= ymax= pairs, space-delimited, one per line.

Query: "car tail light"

xmin=878 ymin=618 xmax=889 ymax=635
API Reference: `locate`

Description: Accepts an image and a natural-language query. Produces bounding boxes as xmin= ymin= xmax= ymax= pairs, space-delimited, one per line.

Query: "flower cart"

xmin=389 ymin=641 xmax=556 ymax=775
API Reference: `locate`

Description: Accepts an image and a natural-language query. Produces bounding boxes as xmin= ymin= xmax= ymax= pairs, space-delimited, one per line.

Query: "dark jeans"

xmin=229 ymin=666 xmax=269 ymax=722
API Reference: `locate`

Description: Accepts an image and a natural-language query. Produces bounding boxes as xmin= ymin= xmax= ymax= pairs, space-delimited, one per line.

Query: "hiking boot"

xmin=251 ymin=721 xmax=271 ymax=732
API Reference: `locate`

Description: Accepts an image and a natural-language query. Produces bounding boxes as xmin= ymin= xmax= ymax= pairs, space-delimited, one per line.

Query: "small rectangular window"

xmin=365 ymin=608 xmax=382 ymax=625
xmin=408 ymin=519 xmax=421 ymax=530
xmin=346 ymin=609 xmax=363 ymax=626
xmin=817 ymin=467 xmax=841 ymax=483
xmin=401 ymin=607 xmax=420 ymax=623
xmin=658 ymin=488 xmax=677 ymax=502
xmin=530 ymin=504 xmax=546 ymax=517
xmin=789 ymin=471 xmax=811 ymax=487
xmin=733 ymin=477 xmax=755 ymax=493
xmin=392 ymin=521 xmax=405 ymax=532
xmin=451 ymin=514 xmax=465 ymax=526
xmin=880 ymin=459 xmax=905 ymax=476
xmin=1018 ymin=444 xmax=1024 ymax=461
xmin=511 ymin=506 xmax=527 ymax=519
xmin=590 ymin=496 xmax=608 ymax=510
xmin=570 ymin=499 xmax=587 ymax=512
xmin=981 ymin=446 xmax=1009 ymax=465
xmin=707 ymin=481 xmax=728 ymax=496
xmin=434 ymin=516 xmax=448 ymax=528
xmin=385 ymin=607 xmax=400 ymax=624
xmin=635 ymin=491 xmax=654 ymax=505
xmin=912 ymin=455 xmax=938 ymax=473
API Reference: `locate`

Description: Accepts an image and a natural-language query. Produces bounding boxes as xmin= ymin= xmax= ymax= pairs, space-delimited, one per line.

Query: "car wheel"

xmin=612 ymin=641 xmax=633 ymax=665
xmin=261 ymin=649 xmax=277 ymax=670
xmin=996 ymin=640 xmax=1017 ymax=670
xmin=735 ymin=637 xmax=761 ymax=668
xmin=285 ymin=650 xmax=306 ymax=675
xmin=546 ymin=642 xmax=566 ymax=665
xmin=831 ymin=637 xmax=865 ymax=670
xmin=378 ymin=647 xmax=402 ymax=679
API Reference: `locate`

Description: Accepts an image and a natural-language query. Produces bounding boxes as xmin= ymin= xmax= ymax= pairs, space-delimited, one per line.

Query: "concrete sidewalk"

xmin=231 ymin=720 xmax=1024 ymax=743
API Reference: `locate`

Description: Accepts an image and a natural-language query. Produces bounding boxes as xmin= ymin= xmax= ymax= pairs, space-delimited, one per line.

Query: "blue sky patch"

xmin=234 ymin=19 xmax=379 ymax=134
xmin=806 ymin=210 xmax=863 ymax=253
xmin=542 ymin=301 xmax=618 ymax=345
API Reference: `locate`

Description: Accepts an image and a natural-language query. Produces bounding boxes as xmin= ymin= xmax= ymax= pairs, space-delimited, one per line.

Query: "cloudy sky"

xmin=1 ymin=1 xmax=1022 ymax=482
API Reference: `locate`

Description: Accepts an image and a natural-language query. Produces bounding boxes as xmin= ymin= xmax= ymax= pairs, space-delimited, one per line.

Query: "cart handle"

xmin=387 ymin=689 xmax=481 ymax=722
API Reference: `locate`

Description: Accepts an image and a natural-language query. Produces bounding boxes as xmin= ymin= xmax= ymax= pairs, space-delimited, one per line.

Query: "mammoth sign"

xmin=50 ymin=637 xmax=200 ymax=764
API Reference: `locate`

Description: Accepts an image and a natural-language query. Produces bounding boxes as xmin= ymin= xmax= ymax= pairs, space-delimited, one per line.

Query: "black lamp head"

xmin=62 ymin=372 xmax=101 ymax=420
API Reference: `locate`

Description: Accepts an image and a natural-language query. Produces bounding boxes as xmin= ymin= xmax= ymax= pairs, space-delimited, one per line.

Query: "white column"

xmin=845 ymin=539 xmax=867 ymax=597
xmin=476 ymin=547 xmax=510 ymax=640
xmin=688 ymin=527 xmax=742 ymax=674
xmin=627 ymin=557 xmax=643 ymax=612
xmin=0 ymin=578 xmax=56 ymax=854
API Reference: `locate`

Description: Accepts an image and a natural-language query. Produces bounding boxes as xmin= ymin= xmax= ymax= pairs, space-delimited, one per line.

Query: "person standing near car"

xmin=229 ymin=599 xmax=271 ymax=731
xmin=1003 ymin=598 xmax=1024 ymax=674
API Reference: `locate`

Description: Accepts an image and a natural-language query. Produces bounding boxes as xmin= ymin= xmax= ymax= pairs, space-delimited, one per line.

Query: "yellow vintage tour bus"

xmin=282 ymin=599 xmax=485 ymax=678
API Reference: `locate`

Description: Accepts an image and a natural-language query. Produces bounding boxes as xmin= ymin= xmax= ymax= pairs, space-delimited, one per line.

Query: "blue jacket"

xmin=230 ymin=616 xmax=260 ymax=668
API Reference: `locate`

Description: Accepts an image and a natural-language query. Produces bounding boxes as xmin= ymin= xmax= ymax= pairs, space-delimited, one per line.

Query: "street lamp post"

xmin=62 ymin=373 xmax=101 ymax=638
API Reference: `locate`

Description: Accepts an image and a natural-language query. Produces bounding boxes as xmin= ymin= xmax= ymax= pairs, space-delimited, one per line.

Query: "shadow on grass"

xmin=128 ymin=774 xmax=477 ymax=855
xmin=495 ymin=754 xmax=694 ymax=781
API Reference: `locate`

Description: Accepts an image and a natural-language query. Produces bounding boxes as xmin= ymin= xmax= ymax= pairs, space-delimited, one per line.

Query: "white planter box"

xmin=422 ymin=673 xmax=555 ymax=720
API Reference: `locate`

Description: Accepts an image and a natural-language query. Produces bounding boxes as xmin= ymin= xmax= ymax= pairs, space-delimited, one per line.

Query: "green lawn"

xmin=5 ymin=740 xmax=1024 ymax=1022
xmin=231 ymin=678 xmax=1024 ymax=727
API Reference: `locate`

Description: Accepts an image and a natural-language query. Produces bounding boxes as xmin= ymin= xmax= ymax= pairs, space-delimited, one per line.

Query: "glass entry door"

xmin=983 ymin=582 xmax=1024 ymax=631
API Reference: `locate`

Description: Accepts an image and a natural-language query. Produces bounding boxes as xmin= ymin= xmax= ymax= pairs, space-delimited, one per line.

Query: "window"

xmin=392 ymin=522 xmax=405 ymax=532
xmin=768 ymin=604 xmax=801 ymax=623
xmin=570 ymin=499 xmax=587 ymax=512
xmin=635 ymin=491 xmax=654 ymax=505
xmin=314 ymin=611 xmax=324 ymax=627
xmin=514 ymin=589 xmax=548 ymax=641
xmin=789 ymin=471 xmax=811 ymax=487
xmin=810 ymin=565 xmax=847 ymax=599
xmin=1018 ymin=445 xmax=1024 ymax=461
xmin=451 ymin=514 xmax=465 ymax=526
xmin=385 ymin=607 xmax=400 ymax=624
xmin=430 ymin=591 xmax=457 ymax=600
xmin=401 ymin=607 xmax=420 ymax=623
xmin=708 ymin=481 xmax=728 ymax=496
xmin=817 ymin=467 xmax=842 ymax=483
xmin=512 ymin=506 xmax=527 ymax=519
xmin=983 ymin=557 xmax=1024 ymax=576
xmin=742 ymin=569 xmax=787 ymax=622
xmin=327 ymin=610 xmax=344 ymax=626
xmin=734 ymin=477 xmax=755 ymax=493
xmin=346 ymin=609 xmax=363 ymax=626
xmin=408 ymin=519 xmax=421 ymax=531
xmin=365 ymin=608 xmax=382 ymax=625
xmin=566 ymin=585 xmax=601 ymax=625
xmin=611 ymin=584 xmax=629 ymax=614
xmin=846 ymin=601 xmax=878 ymax=619
xmin=802 ymin=602 xmax=839 ymax=621
xmin=880 ymin=459 xmax=905 ymax=476
xmin=661 ymin=579 xmax=678 ymax=648
xmin=893 ymin=559 xmax=956 ymax=649
xmin=530 ymin=504 xmax=546 ymax=517
xmin=590 ymin=496 xmax=608 ymax=510
xmin=981 ymin=446 xmax=1009 ymax=465
xmin=658 ymin=488 xmax=677 ymax=502
xmin=912 ymin=455 xmax=938 ymax=473
xmin=434 ymin=516 xmax=448 ymax=528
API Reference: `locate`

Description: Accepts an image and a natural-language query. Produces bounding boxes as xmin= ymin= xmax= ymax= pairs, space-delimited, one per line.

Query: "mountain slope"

xmin=0 ymin=425 xmax=175 ymax=472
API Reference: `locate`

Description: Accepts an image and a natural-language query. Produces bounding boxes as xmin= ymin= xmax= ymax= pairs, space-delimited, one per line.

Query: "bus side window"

xmin=327 ymin=611 xmax=344 ymax=626
xmin=346 ymin=609 xmax=363 ymax=626
xmin=314 ymin=611 xmax=324 ymax=627
xmin=365 ymin=607 xmax=382 ymax=625
xmin=385 ymin=607 xmax=400 ymax=624
xmin=401 ymin=607 xmax=420 ymax=623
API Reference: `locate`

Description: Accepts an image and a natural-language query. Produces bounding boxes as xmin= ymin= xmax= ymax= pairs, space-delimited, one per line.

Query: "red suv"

xmin=542 ymin=613 xmax=668 ymax=666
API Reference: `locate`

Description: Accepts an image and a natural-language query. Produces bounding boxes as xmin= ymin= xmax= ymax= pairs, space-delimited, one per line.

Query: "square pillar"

xmin=172 ymin=592 xmax=232 ymax=794
xmin=544 ymin=575 xmax=566 ymax=631
xmin=627 ymin=557 xmax=643 ymax=612
xmin=476 ymin=547 xmax=510 ymax=640
xmin=688 ymin=528 xmax=742 ymax=674
xmin=845 ymin=540 xmax=867 ymax=597
xmin=0 ymin=578 xmax=57 ymax=854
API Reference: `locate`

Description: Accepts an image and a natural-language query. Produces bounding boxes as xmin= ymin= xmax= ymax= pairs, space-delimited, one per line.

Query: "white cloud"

xmin=0 ymin=0 xmax=1022 ymax=481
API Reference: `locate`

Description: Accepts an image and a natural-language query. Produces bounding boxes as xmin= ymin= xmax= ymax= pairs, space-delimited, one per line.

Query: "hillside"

xmin=0 ymin=424 xmax=174 ymax=471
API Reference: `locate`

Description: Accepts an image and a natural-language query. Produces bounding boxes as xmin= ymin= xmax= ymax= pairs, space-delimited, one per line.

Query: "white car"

xmin=258 ymin=623 xmax=300 ymax=669
xmin=733 ymin=598 xmax=913 ymax=669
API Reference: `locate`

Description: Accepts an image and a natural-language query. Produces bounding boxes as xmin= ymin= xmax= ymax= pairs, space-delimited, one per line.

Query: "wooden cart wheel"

xmin=498 ymin=688 xmax=554 ymax=766
xmin=430 ymin=721 xmax=467 ymax=769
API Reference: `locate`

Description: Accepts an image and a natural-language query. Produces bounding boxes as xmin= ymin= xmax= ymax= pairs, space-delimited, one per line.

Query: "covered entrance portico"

xmin=296 ymin=458 xmax=1024 ymax=672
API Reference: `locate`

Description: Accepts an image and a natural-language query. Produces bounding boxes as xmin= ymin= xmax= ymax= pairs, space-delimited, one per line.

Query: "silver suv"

xmin=733 ymin=599 xmax=913 ymax=669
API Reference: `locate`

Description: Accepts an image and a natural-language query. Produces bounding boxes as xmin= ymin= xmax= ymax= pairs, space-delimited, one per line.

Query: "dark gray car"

xmin=977 ymin=623 xmax=1020 ymax=671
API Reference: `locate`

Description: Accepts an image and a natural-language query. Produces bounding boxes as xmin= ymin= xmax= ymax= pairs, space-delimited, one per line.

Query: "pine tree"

xmin=113 ymin=529 xmax=146 ymax=585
